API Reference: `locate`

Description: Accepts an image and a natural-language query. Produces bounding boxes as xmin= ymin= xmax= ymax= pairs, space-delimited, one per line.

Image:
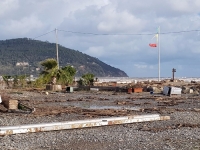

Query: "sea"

xmin=1 ymin=76 xmax=199 ymax=83
xmin=86 ymin=77 xmax=200 ymax=83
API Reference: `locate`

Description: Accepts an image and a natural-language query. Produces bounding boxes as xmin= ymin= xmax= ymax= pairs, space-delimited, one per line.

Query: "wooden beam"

xmin=0 ymin=114 xmax=170 ymax=136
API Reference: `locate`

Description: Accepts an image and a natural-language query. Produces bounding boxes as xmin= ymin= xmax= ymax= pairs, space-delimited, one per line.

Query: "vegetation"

xmin=2 ymin=75 xmax=12 ymax=88
xmin=35 ymin=58 xmax=76 ymax=87
xmin=2 ymin=58 xmax=77 ymax=88
xmin=78 ymin=73 xmax=95 ymax=86
xmin=58 ymin=66 xmax=76 ymax=85
xmin=2 ymin=75 xmax=29 ymax=88
xmin=0 ymin=38 xmax=128 ymax=77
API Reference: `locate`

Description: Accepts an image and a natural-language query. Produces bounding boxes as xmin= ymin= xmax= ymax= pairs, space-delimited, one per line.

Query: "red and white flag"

xmin=149 ymin=33 xmax=158 ymax=48
xmin=149 ymin=43 xmax=157 ymax=47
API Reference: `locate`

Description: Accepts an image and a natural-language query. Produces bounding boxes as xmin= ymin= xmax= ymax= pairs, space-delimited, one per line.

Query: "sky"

xmin=1 ymin=0 xmax=200 ymax=77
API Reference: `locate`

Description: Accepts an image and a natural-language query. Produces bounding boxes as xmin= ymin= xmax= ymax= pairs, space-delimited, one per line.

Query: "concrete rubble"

xmin=124 ymin=79 xmax=200 ymax=94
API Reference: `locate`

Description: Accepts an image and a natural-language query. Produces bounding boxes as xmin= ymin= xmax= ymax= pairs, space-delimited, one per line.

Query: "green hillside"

xmin=0 ymin=38 xmax=128 ymax=77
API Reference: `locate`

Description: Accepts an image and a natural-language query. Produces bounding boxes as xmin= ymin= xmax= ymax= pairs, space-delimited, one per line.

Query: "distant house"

xmin=16 ymin=62 xmax=29 ymax=66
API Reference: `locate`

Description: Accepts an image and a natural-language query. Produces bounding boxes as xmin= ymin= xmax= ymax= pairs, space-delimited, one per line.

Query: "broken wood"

xmin=2 ymin=99 xmax=18 ymax=110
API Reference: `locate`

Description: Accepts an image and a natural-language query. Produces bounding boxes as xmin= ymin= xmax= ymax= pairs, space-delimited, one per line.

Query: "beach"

xmin=0 ymin=79 xmax=199 ymax=150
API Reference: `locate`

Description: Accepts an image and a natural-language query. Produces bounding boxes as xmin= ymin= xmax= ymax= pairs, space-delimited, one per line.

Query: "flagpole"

xmin=55 ymin=28 xmax=59 ymax=69
xmin=158 ymin=27 xmax=160 ymax=81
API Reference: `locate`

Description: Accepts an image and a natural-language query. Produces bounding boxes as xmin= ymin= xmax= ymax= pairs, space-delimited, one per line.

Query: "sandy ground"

xmin=0 ymin=89 xmax=199 ymax=150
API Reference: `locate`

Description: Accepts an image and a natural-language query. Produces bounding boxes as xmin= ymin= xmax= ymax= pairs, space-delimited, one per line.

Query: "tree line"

xmin=2 ymin=58 xmax=95 ymax=89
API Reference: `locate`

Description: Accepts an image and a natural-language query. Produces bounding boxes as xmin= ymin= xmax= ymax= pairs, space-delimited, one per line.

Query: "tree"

xmin=2 ymin=75 xmax=12 ymax=88
xmin=15 ymin=75 xmax=27 ymax=88
xmin=57 ymin=66 xmax=76 ymax=85
xmin=36 ymin=58 xmax=76 ymax=86
xmin=78 ymin=73 xmax=95 ymax=86
xmin=2 ymin=75 xmax=28 ymax=89
xmin=39 ymin=58 xmax=59 ymax=84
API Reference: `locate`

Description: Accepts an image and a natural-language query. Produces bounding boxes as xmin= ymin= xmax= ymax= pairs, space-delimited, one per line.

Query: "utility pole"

xmin=55 ymin=28 xmax=59 ymax=69
xmin=172 ymin=68 xmax=176 ymax=81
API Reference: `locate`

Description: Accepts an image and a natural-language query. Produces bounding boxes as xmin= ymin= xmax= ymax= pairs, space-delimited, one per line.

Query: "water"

xmin=75 ymin=77 xmax=200 ymax=83
xmin=64 ymin=102 xmax=140 ymax=111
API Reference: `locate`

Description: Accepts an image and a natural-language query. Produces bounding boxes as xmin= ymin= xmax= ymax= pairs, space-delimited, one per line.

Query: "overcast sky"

xmin=1 ymin=0 xmax=200 ymax=77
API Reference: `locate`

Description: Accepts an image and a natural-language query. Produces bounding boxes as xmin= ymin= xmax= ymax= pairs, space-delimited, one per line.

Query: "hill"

xmin=0 ymin=38 xmax=128 ymax=77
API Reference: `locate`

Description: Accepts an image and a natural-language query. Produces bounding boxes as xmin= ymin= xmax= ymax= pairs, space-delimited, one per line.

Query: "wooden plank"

xmin=2 ymin=99 xmax=18 ymax=110
xmin=0 ymin=114 xmax=170 ymax=136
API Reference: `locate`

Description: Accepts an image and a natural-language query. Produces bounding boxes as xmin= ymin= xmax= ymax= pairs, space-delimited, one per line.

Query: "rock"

xmin=189 ymin=89 xmax=193 ymax=94
xmin=193 ymin=90 xmax=199 ymax=95
xmin=155 ymin=97 xmax=163 ymax=101
xmin=194 ymin=108 xmax=200 ymax=112
xmin=0 ymin=104 xmax=8 ymax=112
xmin=147 ymin=86 xmax=153 ymax=92
xmin=191 ymin=80 xmax=197 ymax=83
xmin=142 ymin=86 xmax=148 ymax=92
xmin=152 ymin=87 xmax=162 ymax=93
xmin=182 ymin=86 xmax=190 ymax=94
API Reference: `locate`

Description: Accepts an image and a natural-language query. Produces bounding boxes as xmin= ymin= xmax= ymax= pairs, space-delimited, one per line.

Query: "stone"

xmin=193 ymin=91 xmax=199 ymax=95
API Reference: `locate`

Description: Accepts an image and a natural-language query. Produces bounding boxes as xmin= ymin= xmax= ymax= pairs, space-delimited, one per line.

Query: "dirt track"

xmin=0 ymin=89 xmax=199 ymax=149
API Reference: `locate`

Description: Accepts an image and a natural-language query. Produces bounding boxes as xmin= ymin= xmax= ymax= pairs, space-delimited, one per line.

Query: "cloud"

xmin=0 ymin=0 xmax=19 ymax=17
xmin=97 ymin=7 xmax=145 ymax=32
xmin=134 ymin=64 xmax=148 ymax=69
xmin=4 ymin=15 xmax=44 ymax=35
xmin=86 ymin=46 xmax=105 ymax=57
xmin=169 ymin=0 xmax=200 ymax=13
xmin=0 ymin=0 xmax=200 ymax=77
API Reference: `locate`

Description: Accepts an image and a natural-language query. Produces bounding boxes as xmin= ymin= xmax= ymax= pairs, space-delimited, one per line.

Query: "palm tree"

xmin=36 ymin=58 xmax=76 ymax=86
xmin=78 ymin=73 xmax=95 ymax=86
xmin=58 ymin=66 xmax=76 ymax=85
xmin=40 ymin=58 xmax=58 ymax=84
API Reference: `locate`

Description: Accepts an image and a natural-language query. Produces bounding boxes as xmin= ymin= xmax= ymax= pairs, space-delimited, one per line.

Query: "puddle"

xmin=90 ymin=105 xmax=140 ymax=111
xmin=64 ymin=102 xmax=140 ymax=111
